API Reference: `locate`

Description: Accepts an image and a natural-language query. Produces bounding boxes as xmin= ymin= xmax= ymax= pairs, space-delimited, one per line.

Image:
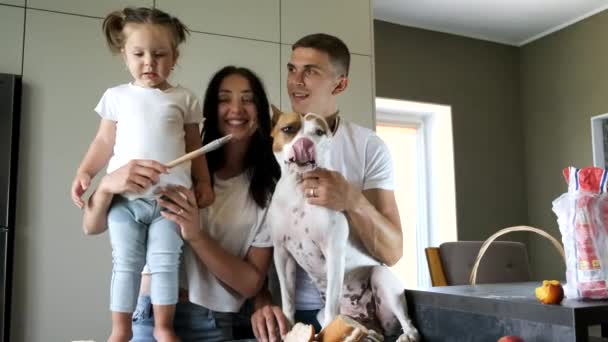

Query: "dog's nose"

xmin=292 ymin=138 xmax=315 ymax=164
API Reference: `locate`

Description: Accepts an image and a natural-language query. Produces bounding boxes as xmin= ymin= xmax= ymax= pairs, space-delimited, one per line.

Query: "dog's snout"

xmin=294 ymin=137 xmax=314 ymax=151
xmin=292 ymin=137 xmax=316 ymax=164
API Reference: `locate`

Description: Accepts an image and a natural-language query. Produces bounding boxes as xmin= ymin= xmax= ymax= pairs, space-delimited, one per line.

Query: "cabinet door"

xmin=0 ymin=6 xmax=24 ymax=75
xmin=170 ymin=33 xmax=281 ymax=113
xmin=281 ymin=0 xmax=372 ymax=55
xmin=280 ymin=45 xmax=375 ymax=129
xmin=0 ymin=1 xmax=24 ymax=6
xmin=26 ymin=0 xmax=152 ymax=18
xmin=18 ymin=9 xmax=123 ymax=342
xmin=157 ymin=0 xmax=280 ymax=43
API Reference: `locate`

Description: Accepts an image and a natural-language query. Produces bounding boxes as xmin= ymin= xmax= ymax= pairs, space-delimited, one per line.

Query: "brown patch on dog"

xmin=270 ymin=108 xmax=301 ymax=152
xmin=271 ymin=104 xmax=282 ymax=127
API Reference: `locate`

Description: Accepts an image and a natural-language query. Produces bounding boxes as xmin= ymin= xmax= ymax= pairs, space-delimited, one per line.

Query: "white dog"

xmin=268 ymin=107 xmax=419 ymax=341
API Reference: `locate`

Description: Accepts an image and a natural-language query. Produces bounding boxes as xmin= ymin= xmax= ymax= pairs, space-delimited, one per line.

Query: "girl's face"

xmin=217 ymin=74 xmax=259 ymax=141
xmin=122 ymin=23 xmax=177 ymax=89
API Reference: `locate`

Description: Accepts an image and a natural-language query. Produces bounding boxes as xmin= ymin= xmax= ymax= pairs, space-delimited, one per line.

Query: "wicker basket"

xmin=468 ymin=225 xmax=566 ymax=285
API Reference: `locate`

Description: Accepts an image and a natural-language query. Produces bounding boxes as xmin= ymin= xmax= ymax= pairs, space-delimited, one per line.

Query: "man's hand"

xmin=299 ymin=168 xmax=354 ymax=211
xmin=251 ymin=304 xmax=289 ymax=342
xmin=301 ymin=168 xmax=403 ymax=265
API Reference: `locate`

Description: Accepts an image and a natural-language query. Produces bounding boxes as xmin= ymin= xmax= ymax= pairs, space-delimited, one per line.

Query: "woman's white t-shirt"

xmin=183 ymin=172 xmax=273 ymax=313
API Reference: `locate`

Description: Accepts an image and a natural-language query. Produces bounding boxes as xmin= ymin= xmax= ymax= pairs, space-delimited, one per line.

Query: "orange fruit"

xmin=535 ymin=280 xmax=564 ymax=305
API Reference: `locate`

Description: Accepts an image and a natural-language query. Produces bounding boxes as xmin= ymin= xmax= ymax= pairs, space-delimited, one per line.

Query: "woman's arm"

xmin=188 ymin=241 xmax=272 ymax=298
xmin=82 ymin=160 xmax=168 ymax=235
xmin=82 ymin=186 xmax=113 ymax=235
xmin=158 ymin=185 xmax=273 ymax=298
xmin=184 ymin=123 xmax=214 ymax=208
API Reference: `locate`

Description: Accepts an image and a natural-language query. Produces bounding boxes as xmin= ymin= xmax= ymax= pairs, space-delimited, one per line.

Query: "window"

xmin=376 ymin=98 xmax=457 ymax=288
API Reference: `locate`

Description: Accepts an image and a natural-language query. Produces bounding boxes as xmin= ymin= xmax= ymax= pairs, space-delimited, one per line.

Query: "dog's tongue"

xmin=292 ymin=138 xmax=316 ymax=164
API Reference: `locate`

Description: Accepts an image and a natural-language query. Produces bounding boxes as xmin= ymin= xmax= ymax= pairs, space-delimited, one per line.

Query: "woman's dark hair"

xmin=202 ymin=66 xmax=280 ymax=208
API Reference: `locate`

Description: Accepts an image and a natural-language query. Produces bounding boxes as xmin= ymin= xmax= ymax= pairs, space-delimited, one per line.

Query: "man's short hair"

xmin=292 ymin=33 xmax=350 ymax=76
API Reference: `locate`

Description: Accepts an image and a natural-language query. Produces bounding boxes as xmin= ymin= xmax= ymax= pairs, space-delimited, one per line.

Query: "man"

xmin=251 ymin=33 xmax=403 ymax=342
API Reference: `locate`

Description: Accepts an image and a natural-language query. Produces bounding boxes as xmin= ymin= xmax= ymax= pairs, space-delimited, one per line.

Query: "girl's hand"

xmin=157 ymin=185 xmax=204 ymax=243
xmin=71 ymin=172 xmax=91 ymax=208
xmin=98 ymin=160 xmax=167 ymax=195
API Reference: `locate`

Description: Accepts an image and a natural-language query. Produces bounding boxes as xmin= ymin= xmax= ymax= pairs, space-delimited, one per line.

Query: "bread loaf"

xmin=284 ymin=322 xmax=315 ymax=342
xmin=319 ymin=315 xmax=368 ymax=342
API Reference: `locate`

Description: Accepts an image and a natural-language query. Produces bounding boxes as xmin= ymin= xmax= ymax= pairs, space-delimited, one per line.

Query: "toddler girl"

xmin=70 ymin=7 xmax=213 ymax=342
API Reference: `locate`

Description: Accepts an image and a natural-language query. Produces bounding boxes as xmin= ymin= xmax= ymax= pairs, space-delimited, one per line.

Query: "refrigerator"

xmin=0 ymin=73 xmax=21 ymax=342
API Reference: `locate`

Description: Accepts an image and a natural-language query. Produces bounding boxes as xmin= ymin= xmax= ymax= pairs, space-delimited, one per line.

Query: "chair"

xmin=425 ymin=241 xmax=532 ymax=286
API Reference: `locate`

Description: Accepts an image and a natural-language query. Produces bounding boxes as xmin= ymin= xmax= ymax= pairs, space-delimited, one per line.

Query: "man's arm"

xmin=346 ymin=187 xmax=403 ymax=265
xmin=301 ymin=170 xmax=403 ymax=265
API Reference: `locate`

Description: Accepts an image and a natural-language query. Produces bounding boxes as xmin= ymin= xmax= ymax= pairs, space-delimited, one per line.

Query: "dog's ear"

xmin=271 ymin=104 xmax=282 ymax=128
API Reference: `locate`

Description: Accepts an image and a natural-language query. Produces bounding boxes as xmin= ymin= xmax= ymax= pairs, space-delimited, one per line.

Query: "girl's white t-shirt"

xmin=183 ymin=172 xmax=273 ymax=313
xmin=95 ymin=83 xmax=203 ymax=199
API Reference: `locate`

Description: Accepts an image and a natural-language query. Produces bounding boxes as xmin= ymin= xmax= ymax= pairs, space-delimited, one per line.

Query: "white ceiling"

xmin=373 ymin=0 xmax=608 ymax=46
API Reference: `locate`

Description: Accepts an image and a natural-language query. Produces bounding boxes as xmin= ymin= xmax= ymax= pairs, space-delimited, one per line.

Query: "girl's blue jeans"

xmin=108 ymin=196 xmax=183 ymax=313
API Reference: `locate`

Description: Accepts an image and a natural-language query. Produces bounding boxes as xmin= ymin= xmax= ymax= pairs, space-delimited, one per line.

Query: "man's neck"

xmin=325 ymin=110 xmax=340 ymax=133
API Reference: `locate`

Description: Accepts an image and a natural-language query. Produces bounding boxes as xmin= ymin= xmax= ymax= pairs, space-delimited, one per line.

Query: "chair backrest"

xmin=427 ymin=241 xmax=532 ymax=286
xmin=425 ymin=247 xmax=448 ymax=286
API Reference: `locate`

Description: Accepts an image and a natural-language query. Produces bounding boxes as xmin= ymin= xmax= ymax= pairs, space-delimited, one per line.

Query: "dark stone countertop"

xmin=405 ymin=282 xmax=608 ymax=326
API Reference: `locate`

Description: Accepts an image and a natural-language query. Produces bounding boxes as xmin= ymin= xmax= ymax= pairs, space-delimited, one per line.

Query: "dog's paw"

xmin=396 ymin=328 xmax=420 ymax=342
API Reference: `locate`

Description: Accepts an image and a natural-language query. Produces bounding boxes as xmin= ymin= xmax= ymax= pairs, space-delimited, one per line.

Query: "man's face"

xmin=287 ymin=47 xmax=346 ymax=117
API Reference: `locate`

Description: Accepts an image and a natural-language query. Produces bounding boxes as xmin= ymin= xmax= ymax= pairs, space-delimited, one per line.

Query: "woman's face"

xmin=217 ymin=74 xmax=259 ymax=141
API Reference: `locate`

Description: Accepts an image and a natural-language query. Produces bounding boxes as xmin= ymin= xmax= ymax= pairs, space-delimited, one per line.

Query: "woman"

xmin=83 ymin=66 xmax=281 ymax=341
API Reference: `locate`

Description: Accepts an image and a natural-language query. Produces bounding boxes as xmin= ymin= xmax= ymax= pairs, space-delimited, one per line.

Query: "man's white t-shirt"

xmin=95 ymin=83 xmax=203 ymax=199
xmin=183 ymin=172 xmax=273 ymax=313
xmin=294 ymin=118 xmax=395 ymax=310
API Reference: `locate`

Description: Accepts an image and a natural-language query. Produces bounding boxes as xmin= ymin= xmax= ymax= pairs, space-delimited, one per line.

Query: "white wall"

xmin=0 ymin=1 xmax=375 ymax=341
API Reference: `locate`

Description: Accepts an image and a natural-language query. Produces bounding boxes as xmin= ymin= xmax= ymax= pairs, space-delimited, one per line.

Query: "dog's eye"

xmin=315 ymin=129 xmax=326 ymax=136
xmin=281 ymin=126 xmax=295 ymax=134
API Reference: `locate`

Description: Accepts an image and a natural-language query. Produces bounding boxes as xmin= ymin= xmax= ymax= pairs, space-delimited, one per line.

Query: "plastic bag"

xmin=553 ymin=166 xmax=608 ymax=299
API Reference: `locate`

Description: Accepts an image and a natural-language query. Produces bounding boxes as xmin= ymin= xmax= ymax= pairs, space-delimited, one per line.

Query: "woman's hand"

xmin=98 ymin=159 xmax=167 ymax=195
xmin=251 ymin=304 xmax=289 ymax=342
xmin=157 ymin=185 xmax=204 ymax=243
xmin=82 ymin=160 xmax=167 ymax=235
